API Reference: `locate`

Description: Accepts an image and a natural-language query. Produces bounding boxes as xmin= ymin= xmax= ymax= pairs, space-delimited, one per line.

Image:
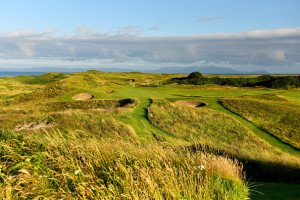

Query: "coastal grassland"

xmin=0 ymin=77 xmax=41 ymax=101
xmin=1 ymin=71 xmax=300 ymax=199
xmin=0 ymin=96 xmax=138 ymax=140
xmin=14 ymin=72 xmax=68 ymax=85
xmin=220 ymin=94 xmax=300 ymax=149
xmin=148 ymin=98 xmax=300 ymax=181
xmin=0 ymin=130 xmax=248 ymax=199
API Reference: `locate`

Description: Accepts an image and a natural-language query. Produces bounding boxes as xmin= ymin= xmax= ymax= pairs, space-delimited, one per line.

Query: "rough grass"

xmin=220 ymin=94 xmax=300 ymax=149
xmin=0 ymin=130 xmax=248 ymax=199
xmin=148 ymin=98 xmax=300 ymax=181
xmin=1 ymin=71 xmax=300 ymax=198
xmin=0 ymin=78 xmax=41 ymax=101
xmin=0 ymin=98 xmax=139 ymax=139
xmin=14 ymin=72 xmax=68 ymax=85
xmin=13 ymin=82 xmax=73 ymax=103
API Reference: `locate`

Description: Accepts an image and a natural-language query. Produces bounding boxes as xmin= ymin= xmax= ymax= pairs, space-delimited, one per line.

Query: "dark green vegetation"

xmin=0 ymin=71 xmax=299 ymax=199
xmin=168 ymin=73 xmax=300 ymax=88
xmin=250 ymin=182 xmax=300 ymax=200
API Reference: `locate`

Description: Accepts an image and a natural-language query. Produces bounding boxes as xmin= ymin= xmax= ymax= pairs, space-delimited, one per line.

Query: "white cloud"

xmin=16 ymin=42 xmax=36 ymax=57
xmin=267 ymin=50 xmax=287 ymax=61
xmin=0 ymin=29 xmax=56 ymax=39
xmin=0 ymin=27 xmax=300 ymax=73
xmin=188 ymin=27 xmax=300 ymax=39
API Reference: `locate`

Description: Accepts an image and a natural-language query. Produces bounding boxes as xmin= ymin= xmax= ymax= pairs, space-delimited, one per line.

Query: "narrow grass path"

xmin=111 ymin=86 xmax=300 ymax=156
xmin=167 ymin=96 xmax=300 ymax=156
xmin=203 ymin=97 xmax=300 ymax=157
xmin=115 ymin=97 xmax=186 ymax=144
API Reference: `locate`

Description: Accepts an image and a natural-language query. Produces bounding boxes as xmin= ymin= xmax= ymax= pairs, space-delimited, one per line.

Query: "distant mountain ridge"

xmin=0 ymin=66 xmax=269 ymax=75
xmin=152 ymin=66 xmax=269 ymax=74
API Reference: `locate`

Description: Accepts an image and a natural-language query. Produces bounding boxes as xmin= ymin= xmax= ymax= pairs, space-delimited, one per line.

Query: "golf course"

xmin=0 ymin=71 xmax=299 ymax=199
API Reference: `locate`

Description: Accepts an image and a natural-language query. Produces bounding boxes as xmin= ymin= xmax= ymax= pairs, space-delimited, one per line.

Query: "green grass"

xmin=148 ymin=99 xmax=300 ymax=163
xmin=220 ymin=95 xmax=300 ymax=149
xmin=0 ymin=71 xmax=300 ymax=199
xmin=14 ymin=72 xmax=68 ymax=85
xmin=167 ymin=96 xmax=300 ymax=157
xmin=250 ymin=182 xmax=300 ymax=200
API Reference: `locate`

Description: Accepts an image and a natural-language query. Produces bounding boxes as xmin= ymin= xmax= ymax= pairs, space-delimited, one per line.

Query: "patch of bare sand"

xmin=175 ymin=100 xmax=206 ymax=108
xmin=15 ymin=122 xmax=55 ymax=132
xmin=72 ymin=93 xmax=94 ymax=100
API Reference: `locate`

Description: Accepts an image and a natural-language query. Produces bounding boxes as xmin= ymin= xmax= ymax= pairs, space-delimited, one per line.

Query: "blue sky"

xmin=1 ymin=0 xmax=299 ymax=35
xmin=0 ymin=0 xmax=299 ymax=73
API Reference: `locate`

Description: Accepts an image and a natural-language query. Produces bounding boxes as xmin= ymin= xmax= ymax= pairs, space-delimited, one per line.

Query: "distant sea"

xmin=0 ymin=72 xmax=46 ymax=77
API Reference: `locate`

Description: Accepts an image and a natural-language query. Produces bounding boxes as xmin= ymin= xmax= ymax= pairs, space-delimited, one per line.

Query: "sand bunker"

xmin=105 ymin=89 xmax=115 ymax=94
xmin=15 ymin=122 xmax=55 ymax=132
xmin=175 ymin=100 xmax=206 ymax=108
xmin=72 ymin=93 xmax=94 ymax=101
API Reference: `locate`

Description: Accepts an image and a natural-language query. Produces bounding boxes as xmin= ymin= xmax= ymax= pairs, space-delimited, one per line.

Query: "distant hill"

xmin=0 ymin=67 xmax=86 ymax=73
xmin=0 ymin=67 xmax=134 ymax=73
xmin=0 ymin=66 xmax=269 ymax=75
xmin=152 ymin=66 xmax=269 ymax=74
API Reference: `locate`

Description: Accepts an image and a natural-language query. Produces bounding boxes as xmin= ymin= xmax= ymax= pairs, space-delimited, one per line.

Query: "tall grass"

xmin=1 ymin=71 xmax=299 ymax=198
xmin=0 ymin=130 xmax=248 ymax=199
xmin=220 ymin=94 xmax=300 ymax=149
xmin=148 ymin=98 xmax=300 ymax=181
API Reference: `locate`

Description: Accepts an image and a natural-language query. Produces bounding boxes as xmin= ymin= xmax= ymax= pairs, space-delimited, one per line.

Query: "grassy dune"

xmin=0 ymin=72 xmax=250 ymax=199
xmin=148 ymin=98 xmax=300 ymax=181
xmin=0 ymin=71 xmax=299 ymax=199
xmin=220 ymin=95 xmax=300 ymax=149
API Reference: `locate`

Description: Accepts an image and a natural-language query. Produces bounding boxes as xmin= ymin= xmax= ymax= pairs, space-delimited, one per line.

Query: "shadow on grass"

xmin=187 ymin=144 xmax=300 ymax=183
xmin=250 ymin=182 xmax=300 ymax=200
xmin=142 ymin=98 xmax=153 ymax=121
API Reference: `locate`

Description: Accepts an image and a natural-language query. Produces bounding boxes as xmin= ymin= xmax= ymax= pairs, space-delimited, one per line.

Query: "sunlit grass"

xmin=148 ymin=98 xmax=300 ymax=181
xmin=0 ymin=71 xmax=299 ymax=199
xmin=220 ymin=94 xmax=300 ymax=149
xmin=0 ymin=130 xmax=248 ymax=199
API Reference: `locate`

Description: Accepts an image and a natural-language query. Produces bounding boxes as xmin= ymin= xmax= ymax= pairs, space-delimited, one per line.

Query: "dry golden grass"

xmin=0 ymin=130 xmax=248 ymax=199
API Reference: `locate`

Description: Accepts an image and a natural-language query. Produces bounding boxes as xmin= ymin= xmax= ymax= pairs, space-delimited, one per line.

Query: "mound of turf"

xmin=14 ymin=83 xmax=73 ymax=103
xmin=0 ymin=98 xmax=139 ymax=135
xmin=148 ymin=98 xmax=300 ymax=181
xmin=220 ymin=94 xmax=300 ymax=149
xmin=14 ymin=72 xmax=68 ymax=85
xmin=149 ymin=99 xmax=266 ymax=151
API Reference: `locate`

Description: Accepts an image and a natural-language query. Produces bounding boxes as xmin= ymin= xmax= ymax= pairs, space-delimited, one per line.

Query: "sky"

xmin=0 ymin=0 xmax=299 ymax=73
